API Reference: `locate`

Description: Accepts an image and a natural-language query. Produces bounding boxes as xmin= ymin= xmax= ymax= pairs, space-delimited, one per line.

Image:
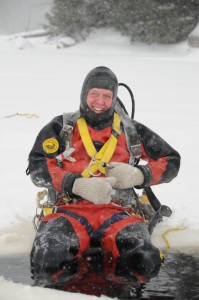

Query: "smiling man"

xmin=87 ymin=88 xmax=113 ymax=113
xmin=28 ymin=66 xmax=180 ymax=277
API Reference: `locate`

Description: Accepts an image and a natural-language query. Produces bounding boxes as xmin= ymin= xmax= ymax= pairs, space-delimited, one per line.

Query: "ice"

xmin=0 ymin=276 xmax=108 ymax=300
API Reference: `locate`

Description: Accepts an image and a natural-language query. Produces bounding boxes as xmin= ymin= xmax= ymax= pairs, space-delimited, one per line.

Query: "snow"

xmin=0 ymin=276 xmax=110 ymax=300
xmin=0 ymin=28 xmax=199 ymax=299
xmin=189 ymin=21 xmax=199 ymax=36
xmin=56 ymin=36 xmax=76 ymax=49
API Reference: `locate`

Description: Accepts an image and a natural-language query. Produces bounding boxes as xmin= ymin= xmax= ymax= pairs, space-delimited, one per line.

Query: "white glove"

xmin=72 ymin=177 xmax=117 ymax=205
xmin=106 ymin=162 xmax=144 ymax=189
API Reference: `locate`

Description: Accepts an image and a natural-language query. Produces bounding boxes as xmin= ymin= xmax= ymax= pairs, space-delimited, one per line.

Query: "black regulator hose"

xmin=118 ymin=82 xmax=135 ymax=119
xmin=117 ymin=82 xmax=172 ymax=219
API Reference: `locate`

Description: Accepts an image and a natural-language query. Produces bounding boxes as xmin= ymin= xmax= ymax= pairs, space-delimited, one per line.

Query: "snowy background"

xmin=0 ymin=0 xmax=52 ymax=35
xmin=0 ymin=28 xmax=199 ymax=299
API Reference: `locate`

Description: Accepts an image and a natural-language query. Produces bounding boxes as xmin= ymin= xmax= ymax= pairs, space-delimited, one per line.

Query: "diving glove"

xmin=72 ymin=177 xmax=116 ymax=204
xmin=106 ymin=162 xmax=144 ymax=189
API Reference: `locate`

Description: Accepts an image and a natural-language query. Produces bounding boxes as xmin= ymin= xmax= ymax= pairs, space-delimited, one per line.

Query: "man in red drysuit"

xmin=28 ymin=66 xmax=180 ymax=276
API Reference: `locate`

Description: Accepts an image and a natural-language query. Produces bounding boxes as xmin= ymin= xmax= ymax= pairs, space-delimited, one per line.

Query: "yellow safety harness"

xmin=37 ymin=112 xmax=122 ymax=219
xmin=77 ymin=112 xmax=121 ymax=178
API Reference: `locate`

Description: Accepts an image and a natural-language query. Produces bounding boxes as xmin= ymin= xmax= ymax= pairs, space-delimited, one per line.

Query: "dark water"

xmin=0 ymin=251 xmax=199 ymax=299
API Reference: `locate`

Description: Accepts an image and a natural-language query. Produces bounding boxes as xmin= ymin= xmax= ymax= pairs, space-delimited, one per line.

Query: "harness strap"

xmin=63 ymin=111 xmax=80 ymax=128
xmin=54 ymin=208 xmax=95 ymax=237
xmin=115 ymin=101 xmax=142 ymax=165
xmin=77 ymin=117 xmax=96 ymax=158
xmin=77 ymin=113 xmax=121 ymax=178
xmin=53 ymin=209 xmax=130 ymax=246
xmin=59 ymin=111 xmax=80 ymax=148
xmin=91 ymin=212 xmax=129 ymax=247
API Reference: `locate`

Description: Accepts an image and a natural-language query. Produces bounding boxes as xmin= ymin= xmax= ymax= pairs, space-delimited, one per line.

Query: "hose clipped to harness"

xmin=117 ymin=82 xmax=172 ymax=233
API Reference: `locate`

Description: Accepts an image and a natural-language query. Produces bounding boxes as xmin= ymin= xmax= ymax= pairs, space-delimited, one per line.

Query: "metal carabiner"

xmin=88 ymin=157 xmax=101 ymax=177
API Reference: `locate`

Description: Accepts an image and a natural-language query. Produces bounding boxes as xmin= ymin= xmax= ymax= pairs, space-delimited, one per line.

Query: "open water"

xmin=0 ymin=251 xmax=199 ymax=299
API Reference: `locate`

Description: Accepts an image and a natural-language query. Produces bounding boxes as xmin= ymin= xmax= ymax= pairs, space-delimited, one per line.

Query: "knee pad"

xmin=31 ymin=216 xmax=80 ymax=272
xmin=115 ymin=222 xmax=151 ymax=256
xmin=115 ymin=222 xmax=161 ymax=277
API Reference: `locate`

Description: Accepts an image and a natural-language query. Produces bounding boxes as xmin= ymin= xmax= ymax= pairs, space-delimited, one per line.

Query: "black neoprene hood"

xmin=80 ymin=66 xmax=118 ymax=125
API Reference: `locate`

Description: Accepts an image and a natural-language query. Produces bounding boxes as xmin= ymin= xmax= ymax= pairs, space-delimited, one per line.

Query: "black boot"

xmin=31 ymin=216 xmax=80 ymax=273
xmin=115 ymin=222 xmax=161 ymax=279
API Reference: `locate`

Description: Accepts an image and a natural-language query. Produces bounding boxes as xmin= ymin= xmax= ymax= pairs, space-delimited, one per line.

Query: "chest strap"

xmin=77 ymin=113 xmax=121 ymax=178
xmin=115 ymin=101 xmax=142 ymax=165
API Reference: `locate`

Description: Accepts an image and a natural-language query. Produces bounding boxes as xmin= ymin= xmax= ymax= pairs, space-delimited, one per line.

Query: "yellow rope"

xmin=18 ymin=113 xmax=39 ymax=118
xmin=162 ymin=227 xmax=185 ymax=249
xmin=2 ymin=113 xmax=39 ymax=119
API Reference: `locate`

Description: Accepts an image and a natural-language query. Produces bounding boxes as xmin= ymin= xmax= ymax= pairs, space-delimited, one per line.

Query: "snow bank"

xmin=0 ymin=219 xmax=34 ymax=255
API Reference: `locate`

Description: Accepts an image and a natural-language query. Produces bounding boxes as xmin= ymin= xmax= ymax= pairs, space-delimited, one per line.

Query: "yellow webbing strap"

xmin=77 ymin=117 xmax=97 ymax=158
xmin=112 ymin=111 xmax=121 ymax=136
xmin=44 ymin=207 xmax=53 ymax=215
xmin=77 ymin=113 xmax=121 ymax=178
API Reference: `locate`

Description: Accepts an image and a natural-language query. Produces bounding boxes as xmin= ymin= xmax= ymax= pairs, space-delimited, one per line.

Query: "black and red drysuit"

xmin=28 ymin=67 xmax=180 ymax=277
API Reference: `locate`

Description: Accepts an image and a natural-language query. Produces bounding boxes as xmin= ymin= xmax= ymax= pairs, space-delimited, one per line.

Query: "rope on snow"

xmin=2 ymin=113 xmax=39 ymax=119
xmin=162 ymin=227 xmax=186 ymax=249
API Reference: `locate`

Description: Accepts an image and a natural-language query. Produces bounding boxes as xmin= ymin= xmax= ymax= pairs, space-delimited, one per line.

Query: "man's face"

xmin=87 ymin=88 xmax=113 ymax=114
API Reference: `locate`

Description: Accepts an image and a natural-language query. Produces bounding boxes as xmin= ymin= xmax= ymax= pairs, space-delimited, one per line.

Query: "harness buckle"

xmin=130 ymin=143 xmax=142 ymax=166
xmin=52 ymin=206 xmax=58 ymax=213
xmin=88 ymin=156 xmax=101 ymax=177
xmin=56 ymin=148 xmax=76 ymax=165
xmin=63 ymin=124 xmax=74 ymax=149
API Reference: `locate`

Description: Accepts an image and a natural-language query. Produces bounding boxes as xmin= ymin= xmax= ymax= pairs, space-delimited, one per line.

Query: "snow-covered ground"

xmin=0 ymin=29 xmax=199 ymax=299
